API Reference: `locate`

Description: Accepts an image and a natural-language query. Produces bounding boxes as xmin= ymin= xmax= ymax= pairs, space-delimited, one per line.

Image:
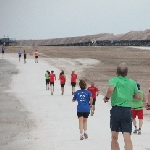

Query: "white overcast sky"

xmin=0 ymin=0 xmax=150 ymax=40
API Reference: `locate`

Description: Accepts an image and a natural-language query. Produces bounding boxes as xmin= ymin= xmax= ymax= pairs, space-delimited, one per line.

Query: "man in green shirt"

xmin=103 ymin=62 xmax=141 ymax=150
xmin=132 ymin=83 xmax=146 ymax=135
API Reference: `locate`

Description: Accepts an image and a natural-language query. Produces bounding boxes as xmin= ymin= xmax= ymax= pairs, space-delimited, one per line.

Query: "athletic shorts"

xmin=50 ymin=82 xmax=54 ymax=86
xmin=71 ymin=82 xmax=76 ymax=87
xmin=2 ymin=51 xmax=4 ymax=53
xmin=77 ymin=112 xmax=90 ymax=118
xmin=35 ymin=56 xmax=38 ymax=58
xmin=19 ymin=55 xmax=21 ymax=57
xmin=61 ymin=84 xmax=65 ymax=87
xmin=46 ymin=79 xmax=49 ymax=85
xmin=132 ymin=109 xmax=143 ymax=119
xmin=110 ymin=106 xmax=132 ymax=134
xmin=92 ymin=98 xmax=96 ymax=105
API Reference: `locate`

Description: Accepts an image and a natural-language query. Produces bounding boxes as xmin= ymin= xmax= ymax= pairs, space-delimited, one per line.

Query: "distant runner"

xmin=18 ymin=50 xmax=22 ymax=61
xmin=132 ymin=83 xmax=146 ymax=135
xmin=45 ymin=70 xmax=50 ymax=90
xmin=59 ymin=72 xmax=66 ymax=95
xmin=87 ymin=82 xmax=100 ymax=116
xmin=49 ymin=70 xmax=56 ymax=95
xmin=35 ymin=50 xmax=38 ymax=63
xmin=71 ymin=71 xmax=77 ymax=95
xmin=1 ymin=46 xmax=5 ymax=58
xmin=24 ymin=50 xmax=27 ymax=64
xmin=72 ymin=80 xmax=93 ymax=140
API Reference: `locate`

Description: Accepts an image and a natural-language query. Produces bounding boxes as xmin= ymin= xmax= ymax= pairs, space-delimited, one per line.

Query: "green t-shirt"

xmin=132 ymin=90 xmax=144 ymax=110
xmin=45 ymin=72 xmax=49 ymax=79
xmin=109 ymin=76 xmax=138 ymax=107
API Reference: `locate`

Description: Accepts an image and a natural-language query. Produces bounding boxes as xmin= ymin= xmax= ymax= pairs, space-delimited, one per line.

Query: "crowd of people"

xmin=72 ymin=63 xmax=150 ymax=150
xmin=2 ymin=46 xmax=150 ymax=149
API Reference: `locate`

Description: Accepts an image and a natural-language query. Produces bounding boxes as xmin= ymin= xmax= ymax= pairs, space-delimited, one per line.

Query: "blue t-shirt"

xmin=2 ymin=47 xmax=5 ymax=52
xmin=18 ymin=51 xmax=22 ymax=56
xmin=73 ymin=89 xmax=92 ymax=112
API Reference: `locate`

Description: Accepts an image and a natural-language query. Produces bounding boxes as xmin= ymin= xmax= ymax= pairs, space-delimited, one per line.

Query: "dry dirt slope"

xmin=16 ymin=29 xmax=150 ymax=46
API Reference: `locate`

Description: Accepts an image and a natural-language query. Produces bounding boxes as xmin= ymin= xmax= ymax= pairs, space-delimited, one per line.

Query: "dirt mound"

xmin=17 ymin=29 xmax=150 ymax=46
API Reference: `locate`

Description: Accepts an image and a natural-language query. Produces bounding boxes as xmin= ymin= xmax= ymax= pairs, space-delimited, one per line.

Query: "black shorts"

xmin=92 ymin=98 xmax=96 ymax=105
xmin=71 ymin=82 xmax=76 ymax=87
xmin=61 ymin=84 xmax=65 ymax=87
xmin=19 ymin=55 xmax=21 ymax=57
xmin=35 ymin=56 xmax=38 ymax=58
xmin=2 ymin=51 xmax=4 ymax=53
xmin=50 ymin=82 xmax=54 ymax=86
xmin=110 ymin=106 xmax=132 ymax=134
xmin=46 ymin=79 xmax=49 ymax=85
xmin=77 ymin=112 xmax=90 ymax=118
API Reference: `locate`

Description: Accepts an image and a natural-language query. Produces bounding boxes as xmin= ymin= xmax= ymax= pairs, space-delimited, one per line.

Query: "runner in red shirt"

xmin=49 ymin=70 xmax=56 ymax=95
xmin=87 ymin=82 xmax=100 ymax=116
xmin=59 ymin=72 xmax=66 ymax=95
xmin=71 ymin=71 xmax=77 ymax=95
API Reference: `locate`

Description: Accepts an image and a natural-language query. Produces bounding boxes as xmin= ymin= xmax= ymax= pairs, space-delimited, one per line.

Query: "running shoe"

xmin=138 ymin=130 xmax=141 ymax=135
xmin=84 ymin=133 xmax=88 ymax=139
xmin=80 ymin=135 xmax=84 ymax=140
xmin=133 ymin=129 xmax=138 ymax=134
xmin=90 ymin=110 xmax=94 ymax=116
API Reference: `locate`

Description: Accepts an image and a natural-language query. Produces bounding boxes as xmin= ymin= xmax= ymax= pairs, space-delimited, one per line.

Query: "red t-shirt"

xmin=49 ymin=73 xmax=56 ymax=82
xmin=71 ymin=73 xmax=77 ymax=82
xmin=87 ymin=86 xmax=99 ymax=98
xmin=59 ymin=75 xmax=66 ymax=84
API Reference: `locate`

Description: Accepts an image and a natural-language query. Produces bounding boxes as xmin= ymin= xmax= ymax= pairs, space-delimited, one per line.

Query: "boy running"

xmin=24 ymin=50 xmax=27 ymax=64
xmin=49 ymin=70 xmax=56 ymax=95
xmin=71 ymin=71 xmax=77 ymax=95
xmin=72 ymin=80 xmax=93 ymax=140
xmin=59 ymin=72 xmax=66 ymax=95
xmin=35 ymin=50 xmax=38 ymax=63
xmin=18 ymin=50 xmax=22 ymax=61
xmin=132 ymin=83 xmax=146 ymax=135
xmin=87 ymin=82 xmax=100 ymax=116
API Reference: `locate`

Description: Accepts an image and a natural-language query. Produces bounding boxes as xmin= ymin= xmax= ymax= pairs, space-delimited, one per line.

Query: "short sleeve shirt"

xmin=109 ymin=76 xmax=138 ymax=107
xmin=71 ymin=73 xmax=77 ymax=82
xmin=49 ymin=73 xmax=56 ymax=82
xmin=73 ymin=90 xmax=92 ymax=112
xmin=87 ymin=86 xmax=99 ymax=98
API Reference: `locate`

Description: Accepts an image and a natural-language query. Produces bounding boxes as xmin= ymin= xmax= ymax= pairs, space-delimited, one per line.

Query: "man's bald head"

xmin=117 ymin=62 xmax=128 ymax=77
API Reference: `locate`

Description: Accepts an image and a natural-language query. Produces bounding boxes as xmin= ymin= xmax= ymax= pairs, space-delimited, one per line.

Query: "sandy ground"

xmin=0 ymin=50 xmax=150 ymax=150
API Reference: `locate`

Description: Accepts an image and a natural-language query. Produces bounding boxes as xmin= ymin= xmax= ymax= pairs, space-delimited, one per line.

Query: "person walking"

xmin=24 ymin=50 xmax=27 ymax=64
xmin=132 ymin=83 xmax=146 ymax=135
xmin=103 ymin=62 xmax=141 ymax=150
xmin=71 ymin=71 xmax=77 ymax=95
xmin=35 ymin=50 xmax=38 ymax=63
xmin=1 ymin=46 xmax=5 ymax=58
xmin=18 ymin=50 xmax=22 ymax=61
xmin=72 ymin=80 xmax=93 ymax=140
xmin=45 ymin=70 xmax=50 ymax=90
xmin=87 ymin=82 xmax=100 ymax=116
xmin=59 ymin=72 xmax=66 ymax=95
xmin=49 ymin=70 xmax=56 ymax=95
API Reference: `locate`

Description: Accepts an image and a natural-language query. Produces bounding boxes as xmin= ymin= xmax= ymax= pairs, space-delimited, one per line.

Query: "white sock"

xmin=84 ymin=131 xmax=87 ymax=134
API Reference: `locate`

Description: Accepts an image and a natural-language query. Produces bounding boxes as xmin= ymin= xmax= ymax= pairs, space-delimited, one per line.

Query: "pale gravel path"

xmin=1 ymin=54 xmax=150 ymax=150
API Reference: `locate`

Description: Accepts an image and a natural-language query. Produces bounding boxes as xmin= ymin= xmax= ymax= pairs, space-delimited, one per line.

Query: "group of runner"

xmin=72 ymin=63 xmax=150 ymax=146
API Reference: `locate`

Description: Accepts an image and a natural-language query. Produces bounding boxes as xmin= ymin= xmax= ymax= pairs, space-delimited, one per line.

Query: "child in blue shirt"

xmin=72 ymin=80 xmax=93 ymax=140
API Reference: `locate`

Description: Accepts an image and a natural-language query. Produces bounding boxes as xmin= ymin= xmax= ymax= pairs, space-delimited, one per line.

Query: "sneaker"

xmin=80 ymin=135 xmax=84 ymax=140
xmin=133 ymin=129 xmax=138 ymax=134
xmin=90 ymin=110 xmax=94 ymax=116
xmin=51 ymin=92 xmax=53 ymax=95
xmin=84 ymin=133 xmax=88 ymax=139
xmin=138 ymin=130 xmax=141 ymax=135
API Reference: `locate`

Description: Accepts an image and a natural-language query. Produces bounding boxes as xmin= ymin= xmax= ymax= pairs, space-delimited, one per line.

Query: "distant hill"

xmin=17 ymin=29 xmax=150 ymax=46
